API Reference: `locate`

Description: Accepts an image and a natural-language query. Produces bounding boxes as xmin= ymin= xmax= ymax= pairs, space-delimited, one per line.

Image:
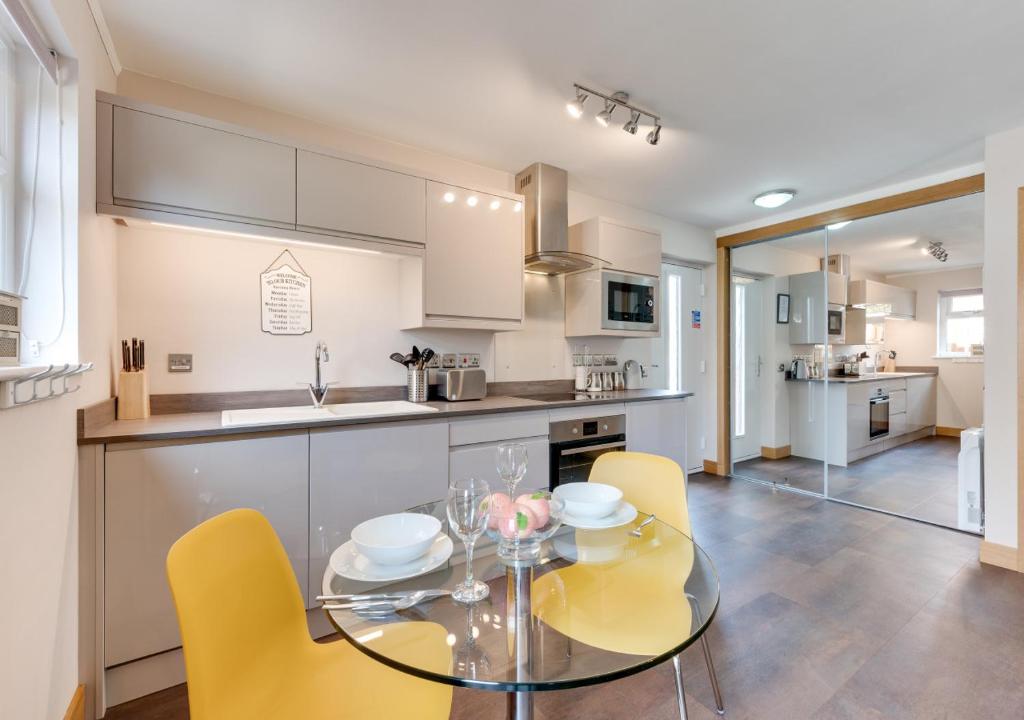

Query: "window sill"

xmin=932 ymin=355 xmax=984 ymax=363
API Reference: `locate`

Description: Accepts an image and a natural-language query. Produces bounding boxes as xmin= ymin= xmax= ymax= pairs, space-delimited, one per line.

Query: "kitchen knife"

xmin=140 ymin=340 xmax=145 ymax=370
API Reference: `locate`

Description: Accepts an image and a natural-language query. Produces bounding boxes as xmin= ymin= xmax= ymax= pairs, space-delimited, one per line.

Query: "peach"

xmin=486 ymin=493 xmax=513 ymax=529
xmin=515 ymin=492 xmax=551 ymax=527
xmin=498 ymin=503 xmax=538 ymax=539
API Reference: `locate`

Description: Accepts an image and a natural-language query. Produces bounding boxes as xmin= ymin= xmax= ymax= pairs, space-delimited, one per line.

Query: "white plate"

xmin=561 ymin=502 xmax=638 ymax=530
xmin=330 ymin=534 xmax=453 ymax=582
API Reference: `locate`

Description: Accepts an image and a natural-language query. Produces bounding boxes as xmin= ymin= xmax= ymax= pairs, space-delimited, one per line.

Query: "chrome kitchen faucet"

xmin=309 ymin=341 xmax=330 ymax=407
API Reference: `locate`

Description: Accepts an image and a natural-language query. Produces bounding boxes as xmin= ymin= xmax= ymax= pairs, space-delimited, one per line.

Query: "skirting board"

xmin=936 ymin=426 xmax=965 ymax=437
xmin=703 ymin=459 xmax=727 ymax=476
xmin=760 ymin=445 xmax=791 ymax=460
xmin=979 ymin=540 xmax=1021 ymax=572
xmin=64 ymin=685 xmax=85 ymax=720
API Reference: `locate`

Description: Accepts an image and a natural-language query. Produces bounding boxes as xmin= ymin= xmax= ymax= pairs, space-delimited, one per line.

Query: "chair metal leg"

xmin=672 ymin=654 xmax=689 ymax=720
xmin=687 ymin=593 xmax=726 ymax=715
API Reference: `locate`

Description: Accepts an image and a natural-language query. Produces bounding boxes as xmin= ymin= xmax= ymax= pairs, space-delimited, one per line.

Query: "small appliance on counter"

xmin=791 ymin=358 xmax=808 ymax=380
xmin=437 ymin=368 xmax=487 ymax=401
xmin=623 ymin=359 xmax=646 ymax=389
xmin=0 ymin=290 xmax=23 ymax=366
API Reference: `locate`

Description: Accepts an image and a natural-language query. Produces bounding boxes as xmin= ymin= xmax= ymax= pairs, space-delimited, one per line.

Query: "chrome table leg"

xmin=506 ymin=562 xmax=534 ymax=720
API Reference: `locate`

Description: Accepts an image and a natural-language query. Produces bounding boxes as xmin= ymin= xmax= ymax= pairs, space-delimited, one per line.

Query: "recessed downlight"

xmin=753 ymin=189 xmax=796 ymax=209
xmin=466 ymin=195 xmax=478 ymax=207
xmin=489 ymin=199 xmax=501 ymax=210
xmin=826 ymin=221 xmax=851 ymax=230
xmin=513 ymin=202 xmax=522 ymax=212
xmin=442 ymin=191 xmax=456 ymax=203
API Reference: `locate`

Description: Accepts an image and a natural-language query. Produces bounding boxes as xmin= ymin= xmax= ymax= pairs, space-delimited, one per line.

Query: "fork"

xmin=630 ymin=514 xmax=656 ymax=537
xmin=322 ymin=589 xmax=440 ymax=613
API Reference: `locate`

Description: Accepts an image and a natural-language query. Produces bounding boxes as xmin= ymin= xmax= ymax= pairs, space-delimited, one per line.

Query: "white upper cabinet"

xmin=111 ymin=106 xmax=296 ymax=226
xmin=569 ymin=218 xmax=661 ymax=277
xmin=296 ymin=150 xmax=426 ymax=244
xmin=419 ymin=181 xmax=524 ymax=327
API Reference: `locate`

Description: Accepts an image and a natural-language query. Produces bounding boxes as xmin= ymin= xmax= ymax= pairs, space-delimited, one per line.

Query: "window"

xmin=0 ymin=33 xmax=12 ymax=292
xmin=937 ymin=289 xmax=983 ymax=357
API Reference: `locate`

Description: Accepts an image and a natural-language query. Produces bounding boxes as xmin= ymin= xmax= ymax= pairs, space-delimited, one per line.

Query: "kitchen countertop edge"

xmin=79 ymin=389 xmax=694 ymax=445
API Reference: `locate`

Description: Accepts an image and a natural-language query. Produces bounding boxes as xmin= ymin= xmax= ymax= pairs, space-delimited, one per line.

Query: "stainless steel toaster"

xmin=437 ymin=368 xmax=487 ymax=401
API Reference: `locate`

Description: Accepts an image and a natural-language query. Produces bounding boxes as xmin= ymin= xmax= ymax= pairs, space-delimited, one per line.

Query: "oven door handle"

xmin=559 ymin=440 xmax=627 ymax=456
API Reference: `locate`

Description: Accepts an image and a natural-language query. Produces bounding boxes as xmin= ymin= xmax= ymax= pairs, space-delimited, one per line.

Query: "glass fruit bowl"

xmin=484 ymin=490 xmax=565 ymax=563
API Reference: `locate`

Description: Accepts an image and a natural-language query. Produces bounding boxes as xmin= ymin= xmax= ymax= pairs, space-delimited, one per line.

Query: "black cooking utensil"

xmin=390 ymin=352 xmax=409 ymax=366
xmin=419 ymin=348 xmax=435 ymax=369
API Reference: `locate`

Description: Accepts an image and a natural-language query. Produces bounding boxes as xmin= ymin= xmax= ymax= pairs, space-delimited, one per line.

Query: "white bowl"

xmin=554 ymin=482 xmax=623 ymax=519
xmin=350 ymin=513 xmax=442 ymax=566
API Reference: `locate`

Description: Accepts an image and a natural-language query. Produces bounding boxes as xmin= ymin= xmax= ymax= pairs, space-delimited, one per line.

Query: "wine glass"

xmin=447 ymin=477 xmax=491 ymax=604
xmin=496 ymin=442 xmax=529 ymax=497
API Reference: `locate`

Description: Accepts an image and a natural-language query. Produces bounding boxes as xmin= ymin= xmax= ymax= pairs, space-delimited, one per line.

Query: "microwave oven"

xmin=827 ymin=304 xmax=845 ymax=343
xmin=602 ymin=271 xmax=659 ymax=333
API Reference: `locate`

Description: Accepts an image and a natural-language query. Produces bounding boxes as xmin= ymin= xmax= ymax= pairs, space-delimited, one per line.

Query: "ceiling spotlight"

xmin=513 ymin=202 xmax=522 ymax=212
xmin=442 ymin=191 xmax=455 ymax=203
xmin=827 ymin=221 xmax=851 ymax=230
xmin=622 ymin=111 xmax=641 ymax=135
xmin=645 ymin=125 xmax=662 ymax=145
xmin=753 ymin=189 xmax=796 ymax=208
xmin=926 ymin=240 xmax=949 ymax=262
xmin=466 ymin=196 xmax=478 ymax=207
xmin=566 ymin=88 xmax=588 ymax=119
xmin=595 ymin=100 xmax=616 ymax=127
xmin=489 ymin=199 xmax=501 ymax=210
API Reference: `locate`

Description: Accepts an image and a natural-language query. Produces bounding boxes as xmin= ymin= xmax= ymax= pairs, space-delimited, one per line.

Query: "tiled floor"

xmin=734 ymin=436 xmax=964 ymax=530
xmin=106 ymin=473 xmax=1024 ymax=720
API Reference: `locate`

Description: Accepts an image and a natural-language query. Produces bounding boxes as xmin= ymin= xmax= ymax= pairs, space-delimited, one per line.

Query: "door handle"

xmin=756 ymin=355 xmax=763 ymax=377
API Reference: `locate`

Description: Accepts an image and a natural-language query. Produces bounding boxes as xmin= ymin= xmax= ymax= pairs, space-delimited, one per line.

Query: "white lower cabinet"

xmin=308 ymin=421 xmax=449 ymax=605
xmin=625 ymin=399 xmax=687 ymax=471
xmin=450 ymin=437 xmax=550 ymax=494
xmin=907 ymin=376 xmax=937 ymax=431
xmin=103 ymin=432 xmax=310 ymax=667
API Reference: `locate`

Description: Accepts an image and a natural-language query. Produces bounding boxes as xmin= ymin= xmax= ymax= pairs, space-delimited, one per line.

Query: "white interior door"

xmin=732 ymin=276 xmax=763 ymax=462
xmin=651 ymin=262 xmax=705 ymax=473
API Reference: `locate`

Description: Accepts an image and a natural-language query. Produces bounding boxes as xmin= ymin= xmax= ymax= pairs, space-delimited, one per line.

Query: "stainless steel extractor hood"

xmin=515 ymin=163 xmax=595 ymax=274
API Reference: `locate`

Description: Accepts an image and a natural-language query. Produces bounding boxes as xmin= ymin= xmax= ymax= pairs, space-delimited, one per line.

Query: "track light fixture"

xmin=926 ymin=240 xmax=949 ymax=262
xmin=568 ymin=83 xmax=661 ymax=144
xmin=566 ymin=87 xmax=588 ymax=119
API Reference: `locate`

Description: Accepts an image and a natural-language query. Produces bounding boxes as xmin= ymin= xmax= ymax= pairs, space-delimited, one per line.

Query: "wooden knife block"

xmin=117 ymin=370 xmax=151 ymax=420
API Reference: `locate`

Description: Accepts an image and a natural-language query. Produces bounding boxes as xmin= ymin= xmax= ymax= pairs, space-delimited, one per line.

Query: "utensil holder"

xmin=117 ymin=370 xmax=150 ymax=420
xmin=407 ymin=368 xmax=428 ymax=403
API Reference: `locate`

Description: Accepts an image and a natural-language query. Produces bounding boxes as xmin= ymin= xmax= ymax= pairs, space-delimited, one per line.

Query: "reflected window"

xmin=937 ymin=289 xmax=983 ymax=357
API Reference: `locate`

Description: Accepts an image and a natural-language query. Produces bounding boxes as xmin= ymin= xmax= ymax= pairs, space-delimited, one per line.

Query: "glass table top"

xmin=322 ymin=505 xmax=720 ymax=693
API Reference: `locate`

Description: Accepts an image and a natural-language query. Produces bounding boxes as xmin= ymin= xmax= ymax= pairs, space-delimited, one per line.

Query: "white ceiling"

xmin=97 ymin=0 xmax=1024 ymax=229
xmin=768 ymin=192 xmax=984 ymax=275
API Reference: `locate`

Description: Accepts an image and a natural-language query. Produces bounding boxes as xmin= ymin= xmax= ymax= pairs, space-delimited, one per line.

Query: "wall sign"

xmin=691 ymin=310 xmax=701 ymax=329
xmin=260 ymin=250 xmax=312 ymax=335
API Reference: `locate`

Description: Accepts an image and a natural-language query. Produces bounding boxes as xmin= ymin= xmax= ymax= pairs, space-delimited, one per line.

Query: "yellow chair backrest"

xmin=589 ymin=451 xmax=691 ymax=536
xmin=166 ymin=508 xmax=311 ymax=718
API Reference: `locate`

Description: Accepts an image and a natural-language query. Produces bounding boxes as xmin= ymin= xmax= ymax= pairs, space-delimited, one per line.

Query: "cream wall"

xmin=0 ymin=2 xmax=117 ymax=720
xmin=884 ymin=266 xmax=984 ymax=429
xmin=983 ymin=126 xmax=1023 ymax=551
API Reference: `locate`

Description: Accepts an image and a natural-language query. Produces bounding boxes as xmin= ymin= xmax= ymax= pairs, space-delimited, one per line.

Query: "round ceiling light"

xmin=753 ymin=189 xmax=796 ymax=209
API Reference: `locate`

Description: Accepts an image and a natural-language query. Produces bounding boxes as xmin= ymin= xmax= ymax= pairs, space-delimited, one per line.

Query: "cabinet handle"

xmin=808 ymin=382 xmax=814 ymax=423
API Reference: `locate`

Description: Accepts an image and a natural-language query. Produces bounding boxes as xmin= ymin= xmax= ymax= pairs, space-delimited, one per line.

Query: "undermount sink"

xmin=221 ymin=400 xmax=438 ymax=427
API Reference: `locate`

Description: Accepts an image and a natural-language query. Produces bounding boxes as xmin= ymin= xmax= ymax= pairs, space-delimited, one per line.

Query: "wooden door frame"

xmin=712 ymin=173 xmax=985 ymax=478
xmin=1018 ymin=188 xmax=1024 ymax=570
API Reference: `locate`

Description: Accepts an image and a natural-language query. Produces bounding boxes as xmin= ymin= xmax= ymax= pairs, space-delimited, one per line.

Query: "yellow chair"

xmin=166 ymin=508 xmax=453 ymax=720
xmin=534 ymin=452 xmax=725 ymax=718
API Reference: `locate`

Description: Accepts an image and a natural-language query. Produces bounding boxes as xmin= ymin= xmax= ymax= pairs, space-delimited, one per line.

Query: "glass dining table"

xmin=322 ymin=501 xmax=720 ymax=720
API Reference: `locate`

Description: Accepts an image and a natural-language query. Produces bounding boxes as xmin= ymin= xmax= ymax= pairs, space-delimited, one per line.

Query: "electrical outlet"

xmin=27 ymin=338 xmax=40 ymax=358
xmin=591 ymin=354 xmax=605 ymax=366
xmin=468 ymin=353 xmax=480 ymax=368
xmin=168 ymin=353 xmax=193 ymax=373
xmin=572 ymin=354 xmax=583 ymax=367
xmin=605 ymin=354 xmax=618 ymax=366
xmin=425 ymin=353 xmax=441 ymax=369
xmin=441 ymin=353 xmax=457 ymax=369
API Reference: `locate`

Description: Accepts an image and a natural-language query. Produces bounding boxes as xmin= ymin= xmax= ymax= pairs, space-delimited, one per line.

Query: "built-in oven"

xmin=548 ymin=414 xmax=626 ymax=489
xmin=602 ymin=271 xmax=659 ymax=333
xmin=827 ymin=304 xmax=845 ymax=343
xmin=869 ymin=392 xmax=890 ymax=440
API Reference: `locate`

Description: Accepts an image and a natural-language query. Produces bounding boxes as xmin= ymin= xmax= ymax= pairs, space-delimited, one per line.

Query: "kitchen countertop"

xmin=79 ymin=389 xmax=692 ymax=445
xmin=785 ymin=371 xmax=937 ymax=384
